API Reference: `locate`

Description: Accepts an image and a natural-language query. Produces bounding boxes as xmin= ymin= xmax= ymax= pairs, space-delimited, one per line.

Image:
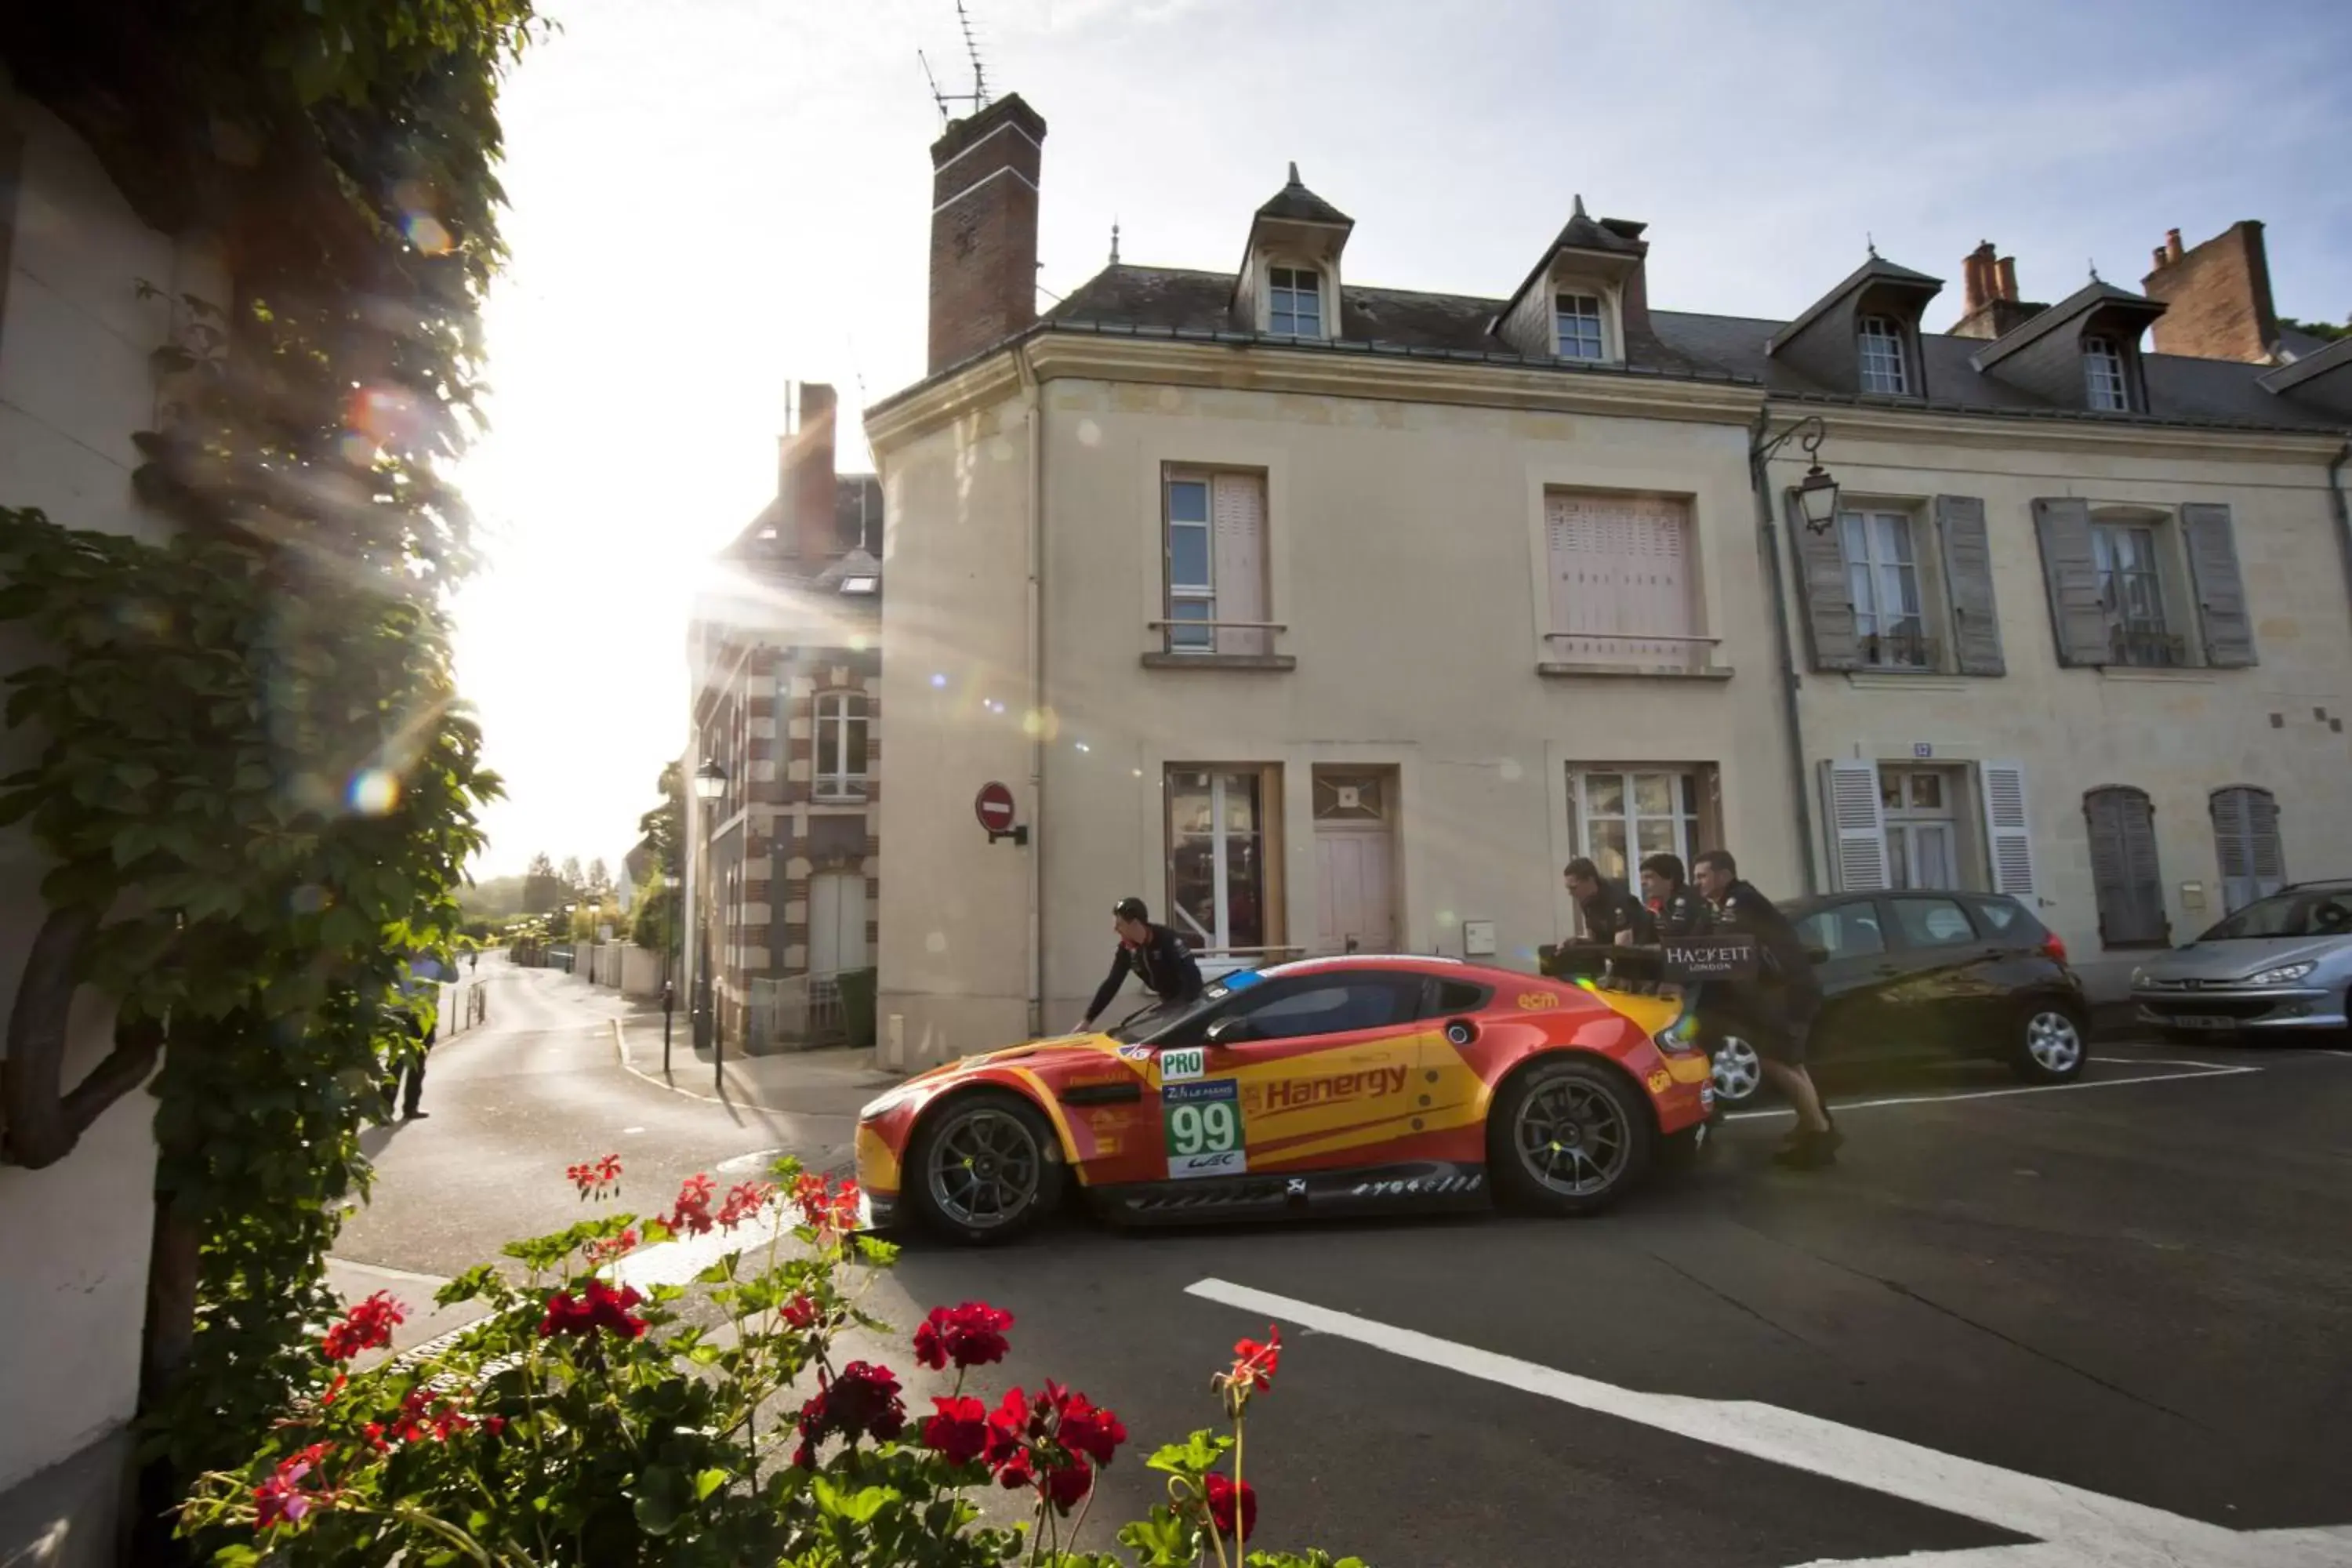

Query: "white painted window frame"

xmin=812 ymin=689 xmax=869 ymax=801
xmin=1857 ymin=315 xmax=1908 ymax=394
xmin=2082 ymin=335 xmax=2130 ymax=411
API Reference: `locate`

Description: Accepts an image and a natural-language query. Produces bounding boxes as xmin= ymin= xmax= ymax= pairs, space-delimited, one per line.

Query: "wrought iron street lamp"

xmin=1754 ymin=415 xmax=1841 ymax=535
xmin=694 ymin=759 xmax=728 ymax=802
xmin=690 ymin=759 xmax=725 ymax=1067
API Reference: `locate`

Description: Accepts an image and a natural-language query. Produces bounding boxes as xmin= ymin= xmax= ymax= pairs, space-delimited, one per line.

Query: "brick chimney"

xmin=779 ymin=381 xmax=838 ymax=560
xmin=927 ymin=93 xmax=1048 ymax=374
xmin=2141 ymin=220 xmax=2279 ymax=363
xmin=1947 ymin=241 xmax=2044 ymax=340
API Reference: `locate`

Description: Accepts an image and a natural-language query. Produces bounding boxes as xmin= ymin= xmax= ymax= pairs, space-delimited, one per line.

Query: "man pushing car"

xmin=1073 ymin=896 xmax=1204 ymax=1034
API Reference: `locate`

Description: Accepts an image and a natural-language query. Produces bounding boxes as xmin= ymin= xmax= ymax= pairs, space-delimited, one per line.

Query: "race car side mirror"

xmin=1206 ymin=1016 xmax=1255 ymax=1046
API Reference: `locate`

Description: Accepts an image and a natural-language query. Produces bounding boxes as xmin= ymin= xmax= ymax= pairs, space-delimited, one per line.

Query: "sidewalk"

xmin=603 ymin=986 xmax=909 ymax=1118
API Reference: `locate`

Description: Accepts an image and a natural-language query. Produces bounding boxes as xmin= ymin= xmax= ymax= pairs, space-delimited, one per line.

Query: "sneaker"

xmin=403 ymin=1109 xmax=430 ymax=1120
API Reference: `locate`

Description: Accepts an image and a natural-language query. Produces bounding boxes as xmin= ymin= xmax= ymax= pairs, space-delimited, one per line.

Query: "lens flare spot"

xmin=348 ymin=768 xmax=401 ymax=815
xmin=924 ymin=931 xmax=949 ymax=955
xmin=930 ymin=672 xmax=948 ymax=689
xmin=339 ymin=430 xmax=379 ymax=466
xmin=1436 ymin=909 xmax=1459 ymax=928
xmin=848 ymin=633 xmax=869 ymax=652
xmin=289 ymin=884 xmax=329 ymax=915
xmin=1021 ymin=708 xmax=1061 ymax=740
xmin=1497 ymin=757 xmax=1524 ymax=783
xmin=1076 ymin=418 xmax=1103 ymax=447
xmin=405 ymin=214 xmax=453 ymax=255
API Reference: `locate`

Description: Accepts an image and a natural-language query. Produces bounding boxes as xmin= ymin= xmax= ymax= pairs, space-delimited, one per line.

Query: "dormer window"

xmin=1858 ymin=316 xmax=1909 ymax=394
xmin=1268 ymin=266 xmax=1323 ymax=338
xmin=1555 ymin=293 xmax=1607 ymax=361
xmin=2083 ymin=336 xmax=2129 ymax=410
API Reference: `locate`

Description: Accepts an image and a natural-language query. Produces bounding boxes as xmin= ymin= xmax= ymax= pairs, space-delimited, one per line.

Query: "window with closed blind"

xmin=2209 ymin=786 xmax=2285 ymax=913
xmin=1160 ymin=468 xmax=1275 ymax=661
xmin=2085 ymin=786 xmax=2169 ymax=947
xmin=1541 ymin=491 xmax=1709 ymax=671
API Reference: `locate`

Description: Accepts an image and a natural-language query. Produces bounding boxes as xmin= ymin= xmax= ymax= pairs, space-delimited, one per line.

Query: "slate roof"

xmin=1769 ymin=254 xmax=1945 ymax=351
xmin=723 ymin=474 xmax=885 ymax=564
xmin=1042 ymin=264 xmax=2348 ymax=433
xmin=1253 ymin=165 xmax=1353 ymax=229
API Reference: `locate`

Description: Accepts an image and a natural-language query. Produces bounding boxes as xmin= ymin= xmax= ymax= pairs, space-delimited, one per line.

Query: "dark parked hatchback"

xmin=1709 ymin=890 xmax=2090 ymax=1106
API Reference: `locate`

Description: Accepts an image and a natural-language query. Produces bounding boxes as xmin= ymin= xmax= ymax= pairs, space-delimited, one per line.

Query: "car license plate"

xmin=2172 ymin=1015 xmax=2235 ymax=1029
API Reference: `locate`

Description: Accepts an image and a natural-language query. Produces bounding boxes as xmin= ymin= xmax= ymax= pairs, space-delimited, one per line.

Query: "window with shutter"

xmin=1543 ymin=492 xmax=1701 ymax=668
xmin=2031 ymin=499 xmax=2110 ymax=667
xmin=1978 ymin=761 xmax=2036 ymax=898
xmin=1935 ymin=495 xmax=2005 ymax=676
xmin=2181 ymin=503 xmax=2256 ymax=667
xmin=1821 ymin=759 xmax=1890 ymax=891
xmin=1788 ymin=491 xmax=1859 ymax=670
xmin=2209 ymin=786 xmax=2285 ymax=913
xmin=1161 ymin=467 xmax=1271 ymax=657
xmin=2085 ymin=786 xmax=2168 ymax=946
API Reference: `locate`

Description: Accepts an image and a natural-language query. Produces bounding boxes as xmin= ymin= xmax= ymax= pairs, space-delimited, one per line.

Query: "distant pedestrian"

xmin=1075 ymin=897 xmax=1204 ymax=1035
xmin=383 ymin=949 xmax=452 ymax=1121
xmin=1692 ymin=849 xmax=1838 ymax=1168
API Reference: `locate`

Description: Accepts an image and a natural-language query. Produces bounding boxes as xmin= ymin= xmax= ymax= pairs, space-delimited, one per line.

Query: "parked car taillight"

xmin=2042 ymin=931 xmax=2068 ymax=965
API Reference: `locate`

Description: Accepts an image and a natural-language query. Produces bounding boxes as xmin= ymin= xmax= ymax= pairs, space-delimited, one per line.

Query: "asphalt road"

xmin=332 ymin=961 xmax=2352 ymax=1568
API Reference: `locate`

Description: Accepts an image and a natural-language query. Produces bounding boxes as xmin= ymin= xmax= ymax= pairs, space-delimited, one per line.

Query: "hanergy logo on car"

xmin=1250 ymin=1065 xmax=1407 ymax=1114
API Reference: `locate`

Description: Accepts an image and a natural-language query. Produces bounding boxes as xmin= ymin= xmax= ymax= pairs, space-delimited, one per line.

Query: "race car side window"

xmin=1424 ymin=978 xmax=1491 ymax=1017
xmin=1217 ymin=976 xmax=1422 ymax=1044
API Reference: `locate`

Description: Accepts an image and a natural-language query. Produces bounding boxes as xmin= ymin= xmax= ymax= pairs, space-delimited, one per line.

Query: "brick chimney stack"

xmin=779 ymin=381 xmax=838 ymax=560
xmin=927 ymin=93 xmax=1049 ymax=375
xmin=2141 ymin=220 xmax=2280 ymax=364
xmin=1948 ymin=241 xmax=2042 ymax=339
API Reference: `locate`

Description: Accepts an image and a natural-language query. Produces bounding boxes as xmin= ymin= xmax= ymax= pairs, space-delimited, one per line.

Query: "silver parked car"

xmin=2130 ymin=880 xmax=2352 ymax=1040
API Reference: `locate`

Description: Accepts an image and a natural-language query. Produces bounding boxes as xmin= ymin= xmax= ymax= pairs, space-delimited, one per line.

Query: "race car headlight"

xmin=1653 ymin=1016 xmax=1705 ymax=1056
xmin=858 ymin=1085 xmax=920 ymax=1121
xmin=2245 ymin=961 xmax=2315 ymax=987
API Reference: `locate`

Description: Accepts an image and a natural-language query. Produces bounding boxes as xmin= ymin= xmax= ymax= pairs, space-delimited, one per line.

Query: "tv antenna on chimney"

xmin=919 ymin=0 xmax=992 ymax=124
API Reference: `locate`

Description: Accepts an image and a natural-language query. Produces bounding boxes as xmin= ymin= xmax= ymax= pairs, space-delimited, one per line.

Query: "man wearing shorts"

xmin=1692 ymin=849 xmax=1839 ymax=1168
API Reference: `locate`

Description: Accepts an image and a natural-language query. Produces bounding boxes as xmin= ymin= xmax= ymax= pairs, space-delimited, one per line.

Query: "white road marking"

xmin=1722 ymin=1058 xmax=2258 ymax=1122
xmin=1789 ymin=1526 xmax=2352 ymax=1566
xmin=1186 ymin=1279 xmax=2348 ymax=1568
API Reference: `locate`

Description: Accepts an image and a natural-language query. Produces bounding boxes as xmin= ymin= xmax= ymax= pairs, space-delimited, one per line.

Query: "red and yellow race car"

xmin=854 ymin=955 xmax=1716 ymax=1244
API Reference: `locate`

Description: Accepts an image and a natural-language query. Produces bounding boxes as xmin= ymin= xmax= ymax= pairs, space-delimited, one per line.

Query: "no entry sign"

xmin=975 ymin=781 xmax=1019 ymax=840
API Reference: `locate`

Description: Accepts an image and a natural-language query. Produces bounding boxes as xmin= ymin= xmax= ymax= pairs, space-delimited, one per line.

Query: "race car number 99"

xmin=1167 ymin=1100 xmax=1237 ymax=1156
xmin=1162 ymin=1079 xmax=1245 ymax=1178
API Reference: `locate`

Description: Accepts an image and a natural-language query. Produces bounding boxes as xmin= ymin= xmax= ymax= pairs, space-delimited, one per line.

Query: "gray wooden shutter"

xmin=1820 ymin=759 xmax=1889 ymax=891
xmin=1978 ymin=760 xmax=2036 ymax=898
xmin=2032 ymin=499 xmax=2108 ymax=667
xmin=1788 ymin=491 xmax=1858 ymax=671
xmin=2181 ymin=503 xmax=2256 ymax=668
xmin=2210 ymin=787 xmax=2285 ymax=912
xmin=2085 ymin=788 xmax=2167 ymax=945
xmin=1935 ymin=495 xmax=2005 ymax=676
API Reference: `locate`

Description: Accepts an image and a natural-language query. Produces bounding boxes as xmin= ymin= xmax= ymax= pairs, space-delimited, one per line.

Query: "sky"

xmin=448 ymin=0 xmax=2352 ymax=881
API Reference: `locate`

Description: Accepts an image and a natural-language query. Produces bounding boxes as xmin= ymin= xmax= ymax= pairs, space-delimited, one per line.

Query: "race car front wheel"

xmin=1490 ymin=1058 xmax=1653 ymax=1217
xmin=907 ymin=1090 xmax=1062 ymax=1246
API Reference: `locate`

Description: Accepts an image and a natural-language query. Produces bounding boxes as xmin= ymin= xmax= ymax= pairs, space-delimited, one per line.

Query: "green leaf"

xmin=693 ymin=1466 xmax=729 ymax=1501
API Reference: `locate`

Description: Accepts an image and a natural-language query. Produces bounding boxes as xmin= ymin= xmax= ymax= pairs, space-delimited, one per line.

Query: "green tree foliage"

xmin=0 ymin=0 xmax=546 ymax=1521
xmin=2280 ymin=314 xmax=2350 ymax=343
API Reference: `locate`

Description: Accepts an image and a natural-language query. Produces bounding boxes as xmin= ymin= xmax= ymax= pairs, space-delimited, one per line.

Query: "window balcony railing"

xmin=1145 ymin=619 xmax=1289 ymax=659
xmin=2108 ymin=626 xmax=2185 ymax=668
xmin=1857 ymin=631 xmax=1939 ymax=670
xmin=1541 ymin=630 xmax=1722 ymax=673
xmin=813 ymin=773 xmax=869 ymax=803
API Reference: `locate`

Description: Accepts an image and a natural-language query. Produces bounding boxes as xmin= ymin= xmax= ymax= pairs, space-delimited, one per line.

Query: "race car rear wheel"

xmin=1490 ymin=1058 xmax=1653 ymax=1216
xmin=907 ymin=1090 xmax=1061 ymax=1246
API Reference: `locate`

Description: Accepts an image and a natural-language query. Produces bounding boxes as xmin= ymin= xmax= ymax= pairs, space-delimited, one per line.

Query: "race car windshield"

xmin=2195 ymin=885 xmax=2352 ymax=941
xmin=1105 ymin=969 xmax=1264 ymax=1043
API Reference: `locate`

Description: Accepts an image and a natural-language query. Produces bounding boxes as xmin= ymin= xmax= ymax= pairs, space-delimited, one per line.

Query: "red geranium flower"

xmin=789 ymin=1172 xmax=863 ymax=1239
xmin=666 ymin=1173 xmax=717 ymax=1236
xmin=537 ymin=1279 xmax=648 ymax=1341
xmin=567 ymin=1153 xmax=623 ymax=1200
xmin=1230 ymin=1326 xmax=1281 ymax=1392
xmin=985 ymin=1385 xmax=1030 ymax=1468
xmin=583 ymin=1227 xmax=640 ymax=1268
xmin=792 ymin=1360 xmax=907 ymax=1465
xmin=320 ymin=1291 xmax=406 ymax=1362
xmin=1041 ymin=1455 xmax=1094 ymax=1513
xmin=252 ymin=1444 xmax=333 ymax=1531
xmin=1056 ymin=1390 xmax=1127 ymax=1468
xmin=781 ymin=1293 xmax=822 ymax=1331
xmin=913 ymin=1301 xmax=1014 ymax=1370
xmin=1204 ymin=1472 xmax=1258 ymax=1542
xmin=920 ymin=1395 xmax=990 ymax=1465
xmin=718 ymin=1180 xmax=776 ymax=1232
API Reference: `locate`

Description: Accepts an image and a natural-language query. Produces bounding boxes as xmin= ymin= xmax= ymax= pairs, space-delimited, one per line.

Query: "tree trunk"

xmin=131 ymin=1192 xmax=201 ymax=1564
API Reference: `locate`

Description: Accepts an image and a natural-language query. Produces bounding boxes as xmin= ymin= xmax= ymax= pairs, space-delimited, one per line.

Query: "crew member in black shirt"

xmin=1075 ymin=897 xmax=1205 ymax=1033
xmin=1639 ymin=853 xmax=1710 ymax=938
xmin=1693 ymin=848 xmax=1839 ymax=1167
xmin=1563 ymin=858 xmax=1656 ymax=946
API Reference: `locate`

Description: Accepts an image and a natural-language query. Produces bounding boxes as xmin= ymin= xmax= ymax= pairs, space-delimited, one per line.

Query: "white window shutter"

xmin=1211 ymin=474 xmax=1268 ymax=656
xmin=1979 ymin=760 xmax=2036 ymax=898
xmin=1821 ymin=760 xmax=1890 ymax=891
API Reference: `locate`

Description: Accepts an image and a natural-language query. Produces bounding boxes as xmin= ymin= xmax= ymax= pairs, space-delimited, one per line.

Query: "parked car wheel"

xmin=906 ymin=1090 xmax=1062 ymax=1245
xmin=1711 ymin=1036 xmax=1763 ymax=1105
xmin=1489 ymin=1058 xmax=1653 ymax=1216
xmin=2010 ymin=1003 xmax=2089 ymax=1084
